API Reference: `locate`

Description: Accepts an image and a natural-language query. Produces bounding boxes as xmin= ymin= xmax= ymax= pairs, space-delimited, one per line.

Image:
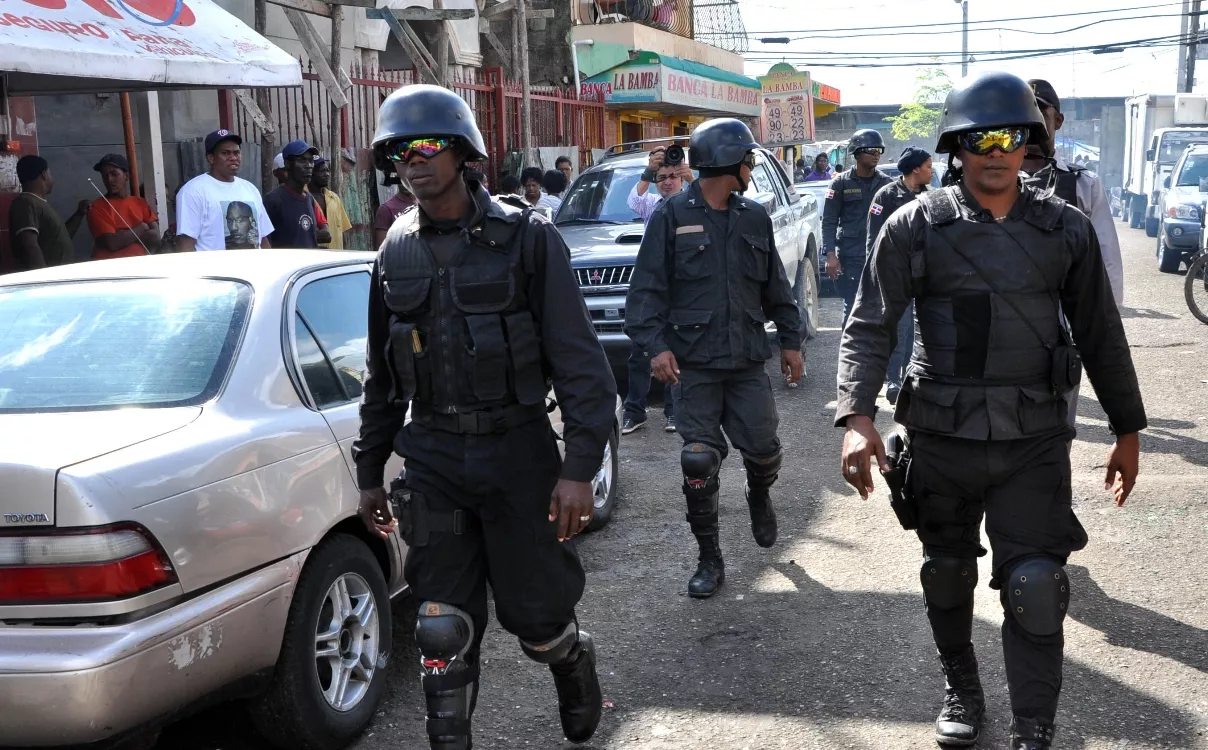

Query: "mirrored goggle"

xmin=385 ymin=137 xmax=453 ymax=162
xmin=741 ymin=152 xmax=757 ymax=169
xmin=854 ymin=147 xmax=885 ymax=156
xmin=957 ymin=127 xmax=1029 ymax=155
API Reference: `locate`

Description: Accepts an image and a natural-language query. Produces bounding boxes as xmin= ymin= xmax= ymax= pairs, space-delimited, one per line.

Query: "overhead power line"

xmin=736 ymin=1 xmax=1186 ymax=36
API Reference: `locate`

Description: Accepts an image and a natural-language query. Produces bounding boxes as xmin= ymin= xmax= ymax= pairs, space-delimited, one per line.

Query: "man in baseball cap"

xmin=264 ymin=139 xmax=330 ymax=248
xmin=175 ymin=128 xmax=273 ymax=251
xmin=87 ymin=152 xmax=161 ymax=259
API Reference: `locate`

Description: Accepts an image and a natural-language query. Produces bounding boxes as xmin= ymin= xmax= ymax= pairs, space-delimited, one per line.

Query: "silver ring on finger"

xmin=579 ymin=515 xmax=591 ymax=522
xmin=847 ymin=465 xmax=858 ymax=475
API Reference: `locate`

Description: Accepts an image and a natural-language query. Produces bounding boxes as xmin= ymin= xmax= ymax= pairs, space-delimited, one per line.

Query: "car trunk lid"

xmin=0 ymin=407 xmax=201 ymax=528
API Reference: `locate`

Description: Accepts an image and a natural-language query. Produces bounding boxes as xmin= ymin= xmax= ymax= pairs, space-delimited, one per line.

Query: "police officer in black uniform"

xmin=626 ymin=118 xmax=804 ymax=599
xmin=353 ymin=85 xmax=617 ymax=749
xmin=822 ymin=128 xmax=892 ymax=324
xmin=836 ymin=72 xmax=1145 ymax=749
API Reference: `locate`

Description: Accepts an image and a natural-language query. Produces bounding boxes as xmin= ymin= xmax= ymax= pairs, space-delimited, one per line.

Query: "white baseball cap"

xmin=272 ymin=152 xmax=285 ymax=170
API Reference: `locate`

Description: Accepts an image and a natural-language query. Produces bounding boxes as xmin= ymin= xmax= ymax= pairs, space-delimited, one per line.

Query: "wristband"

xmin=641 ymin=168 xmax=657 ymax=182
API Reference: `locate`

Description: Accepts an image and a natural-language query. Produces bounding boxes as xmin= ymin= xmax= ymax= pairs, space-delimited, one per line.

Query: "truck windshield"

xmin=1159 ymin=131 xmax=1208 ymax=164
xmin=555 ymin=167 xmax=644 ymax=224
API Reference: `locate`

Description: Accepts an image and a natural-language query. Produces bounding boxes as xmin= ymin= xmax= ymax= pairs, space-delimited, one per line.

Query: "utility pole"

xmin=329 ymin=3 xmax=343 ymax=196
xmin=1187 ymin=0 xmax=1203 ymax=93
xmin=516 ymin=1 xmax=533 ymax=167
xmin=1180 ymin=0 xmax=1192 ymax=92
xmin=961 ymin=0 xmax=971 ymax=76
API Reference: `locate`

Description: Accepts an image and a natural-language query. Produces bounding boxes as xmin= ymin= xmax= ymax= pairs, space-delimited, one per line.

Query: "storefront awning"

xmin=581 ymin=51 xmax=761 ymax=118
xmin=0 ymin=0 xmax=301 ymax=94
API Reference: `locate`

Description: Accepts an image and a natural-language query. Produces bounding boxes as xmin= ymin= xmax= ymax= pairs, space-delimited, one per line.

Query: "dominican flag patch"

xmin=826 ymin=189 xmax=835 ymax=199
xmin=870 ymin=204 xmax=884 ymax=215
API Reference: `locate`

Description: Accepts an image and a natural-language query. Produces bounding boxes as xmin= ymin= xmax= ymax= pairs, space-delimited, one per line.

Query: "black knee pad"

xmin=682 ymin=442 xmax=721 ymax=498
xmin=415 ymin=601 xmax=475 ymax=663
xmin=921 ymin=557 xmax=978 ymax=610
xmin=742 ymin=449 xmax=783 ymax=487
xmin=520 ymin=621 xmax=581 ymax=666
xmin=1003 ymin=557 xmax=1069 ymax=636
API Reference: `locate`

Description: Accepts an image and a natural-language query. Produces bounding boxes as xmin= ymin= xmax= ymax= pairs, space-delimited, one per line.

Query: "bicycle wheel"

xmin=1185 ymin=254 xmax=1208 ymax=325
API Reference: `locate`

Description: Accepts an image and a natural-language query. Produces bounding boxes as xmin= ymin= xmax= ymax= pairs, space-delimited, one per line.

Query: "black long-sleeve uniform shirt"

xmin=354 ymin=187 xmax=617 ymax=488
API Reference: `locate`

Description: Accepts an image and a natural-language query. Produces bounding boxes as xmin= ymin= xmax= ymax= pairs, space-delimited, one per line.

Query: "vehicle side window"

xmin=747 ymin=163 xmax=784 ymax=210
xmin=293 ymin=271 xmax=371 ymax=408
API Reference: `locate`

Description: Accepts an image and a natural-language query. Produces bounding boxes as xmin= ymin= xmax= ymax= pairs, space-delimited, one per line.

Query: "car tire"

xmin=1146 ymin=215 xmax=1160 ymax=238
xmin=1158 ymin=228 xmax=1183 ymax=273
xmin=250 ymin=534 xmax=392 ymax=750
xmin=586 ymin=426 xmax=619 ymax=532
xmin=795 ymin=252 xmax=819 ymax=341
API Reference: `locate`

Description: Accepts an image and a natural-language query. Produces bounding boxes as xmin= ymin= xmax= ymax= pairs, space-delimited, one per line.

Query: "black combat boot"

xmin=548 ymin=632 xmax=603 ymax=743
xmin=522 ymin=625 xmax=602 ymax=744
xmin=1010 ymin=716 xmax=1055 ymax=750
xmin=934 ymin=646 xmax=985 ymax=747
xmin=688 ymin=533 xmax=725 ymax=598
xmin=743 ymin=453 xmax=782 ymax=548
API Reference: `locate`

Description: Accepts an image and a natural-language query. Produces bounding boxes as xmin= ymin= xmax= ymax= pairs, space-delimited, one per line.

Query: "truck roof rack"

xmin=600 ymin=136 xmax=690 ymax=162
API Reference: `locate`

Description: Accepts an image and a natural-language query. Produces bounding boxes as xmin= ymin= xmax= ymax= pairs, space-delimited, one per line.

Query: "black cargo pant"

xmin=908 ymin=427 xmax=1087 ymax=722
xmin=395 ymin=418 xmax=586 ymax=657
xmin=676 ymin=364 xmax=781 ymax=463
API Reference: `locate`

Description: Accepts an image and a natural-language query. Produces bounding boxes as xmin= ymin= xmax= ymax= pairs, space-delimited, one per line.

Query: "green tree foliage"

xmin=885 ymin=67 xmax=953 ymax=142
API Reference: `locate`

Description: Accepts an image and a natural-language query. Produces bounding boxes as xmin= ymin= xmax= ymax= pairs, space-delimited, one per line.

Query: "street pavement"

xmin=158 ymin=220 xmax=1208 ymax=749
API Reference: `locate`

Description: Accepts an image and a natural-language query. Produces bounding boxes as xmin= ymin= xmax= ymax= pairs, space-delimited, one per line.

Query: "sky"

xmin=736 ymin=0 xmax=1191 ymax=106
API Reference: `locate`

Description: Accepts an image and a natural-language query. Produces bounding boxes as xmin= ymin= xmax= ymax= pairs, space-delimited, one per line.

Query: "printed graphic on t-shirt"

xmin=298 ymin=213 xmax=314 ymax=233
xmin=223 ymin=201 xmax=259 ymax=249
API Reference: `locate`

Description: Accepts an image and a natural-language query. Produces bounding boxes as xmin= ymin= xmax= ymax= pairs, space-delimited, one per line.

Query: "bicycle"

xmin=1185 ymin=247 xmax=1208 ymax=324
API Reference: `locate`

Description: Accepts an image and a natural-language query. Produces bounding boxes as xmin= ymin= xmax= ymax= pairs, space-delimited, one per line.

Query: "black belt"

xmin=412 ymin=402 xmax=548 ymax=435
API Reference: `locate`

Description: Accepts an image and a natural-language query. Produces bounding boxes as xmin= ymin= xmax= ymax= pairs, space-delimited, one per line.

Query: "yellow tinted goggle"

xmin=957 ymin=128 xmax=1029 ymax=155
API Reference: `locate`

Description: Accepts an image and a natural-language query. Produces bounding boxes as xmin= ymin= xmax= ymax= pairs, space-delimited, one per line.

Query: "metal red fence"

xmin=230 ymin=63 xmax=607 ymax=182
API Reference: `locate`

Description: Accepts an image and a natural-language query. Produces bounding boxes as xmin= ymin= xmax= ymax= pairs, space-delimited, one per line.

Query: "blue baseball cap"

xmin=281 ymin=139 xmax=319 ymax=159
xmin=204 ymin=129 xmax=242 ymax=153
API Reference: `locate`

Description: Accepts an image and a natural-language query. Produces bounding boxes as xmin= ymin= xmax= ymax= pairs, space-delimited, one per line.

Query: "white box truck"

xmin=1122 ymin=94 xmax=1208 ymax=236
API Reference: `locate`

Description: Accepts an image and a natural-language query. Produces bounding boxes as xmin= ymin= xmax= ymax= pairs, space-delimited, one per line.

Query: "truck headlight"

xmin=1168 ymin=204 xmax=1201 ymax=221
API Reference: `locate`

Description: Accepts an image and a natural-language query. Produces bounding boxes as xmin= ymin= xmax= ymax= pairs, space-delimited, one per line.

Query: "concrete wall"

xmin=482 ymin=3 xmax=576 ymax=87
xmin=571 ymin=23 xmax=745 ymax=78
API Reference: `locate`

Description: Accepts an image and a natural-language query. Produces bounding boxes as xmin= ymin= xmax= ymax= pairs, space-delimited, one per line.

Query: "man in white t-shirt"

xmin=175 ymin=130 xmax=274 ymax=251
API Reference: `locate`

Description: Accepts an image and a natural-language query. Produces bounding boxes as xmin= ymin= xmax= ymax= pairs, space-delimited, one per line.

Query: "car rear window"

xmin=0 ymin=278 xmax=251 ymax=412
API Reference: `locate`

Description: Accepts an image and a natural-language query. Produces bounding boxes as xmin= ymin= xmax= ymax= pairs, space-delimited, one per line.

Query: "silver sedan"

xmin=0 ymin=250 xmax=621 ymax=748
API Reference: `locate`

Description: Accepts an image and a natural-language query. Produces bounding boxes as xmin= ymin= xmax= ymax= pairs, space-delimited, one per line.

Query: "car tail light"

xmin=0 ymin=524 xmax=177 ymax=604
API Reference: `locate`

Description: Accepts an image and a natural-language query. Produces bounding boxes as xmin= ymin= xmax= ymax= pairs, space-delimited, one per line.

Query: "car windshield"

xmin=1176 ymin=153 xmax=1208 ymax=186
xmin=555 ymin=166 xmax=644 ymax=224
xmin=0 ymin=278 xmax=251 ymax=412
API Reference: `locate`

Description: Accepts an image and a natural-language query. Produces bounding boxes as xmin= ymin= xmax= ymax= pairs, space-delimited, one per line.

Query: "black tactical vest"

xmin=899 ymin=186 xmax=1071 ymax=439
xmin=1024 ymin=161 xmax=1085 ymax=208
xmin=377 ymin=197 xmax=549 ymax=413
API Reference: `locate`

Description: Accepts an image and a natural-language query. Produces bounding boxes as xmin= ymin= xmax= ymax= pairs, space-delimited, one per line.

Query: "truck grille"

xmin=576 ymin=266 xmax=633 ymax=288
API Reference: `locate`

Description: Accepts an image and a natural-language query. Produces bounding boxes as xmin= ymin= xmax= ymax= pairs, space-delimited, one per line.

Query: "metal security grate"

xmin=575 ymin=266 xmax=634 ymax=288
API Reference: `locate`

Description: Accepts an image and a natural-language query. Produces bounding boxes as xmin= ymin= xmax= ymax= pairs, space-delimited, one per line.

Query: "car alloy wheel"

xmin=314 ymin=572 xmax=379 ymax=712
xmin=592 ymin=439 xmax=613 ymax=510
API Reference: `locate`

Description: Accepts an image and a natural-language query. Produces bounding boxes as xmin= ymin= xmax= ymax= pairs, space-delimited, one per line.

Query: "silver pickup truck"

xmin=555 ymin=143 xmax=823 ymax=376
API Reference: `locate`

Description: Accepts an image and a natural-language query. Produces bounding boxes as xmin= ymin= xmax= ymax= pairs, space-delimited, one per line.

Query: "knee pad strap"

xmin=921 ymin=557 xmax=978 ymax=610
xmin=520 ymin=621 xmax=580 ymax=666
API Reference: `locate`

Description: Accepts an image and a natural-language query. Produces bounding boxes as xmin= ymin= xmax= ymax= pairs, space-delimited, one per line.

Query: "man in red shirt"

xmin=87 ymin=154 xmax=160 ymax=259
xmin=373 ymin=182 xmax=416 ymax=250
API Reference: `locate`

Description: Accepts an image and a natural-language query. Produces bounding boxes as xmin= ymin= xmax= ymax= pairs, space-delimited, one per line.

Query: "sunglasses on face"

xmin=385 ymin=137 xmax=454 ymax=163
xmin=854 ymin=147 xmax=885 ymax=156
xmin=654 ymin=172 xmax=682 ymax=183
xmin=957 ymin=127 xmax=1029 ymax=156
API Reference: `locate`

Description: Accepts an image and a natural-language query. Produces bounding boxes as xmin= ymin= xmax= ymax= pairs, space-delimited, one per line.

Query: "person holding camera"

xmin=621 ymin=145 xmax=694 ymax=434
xmin=627 ymin=119 xmax=803 ymax=599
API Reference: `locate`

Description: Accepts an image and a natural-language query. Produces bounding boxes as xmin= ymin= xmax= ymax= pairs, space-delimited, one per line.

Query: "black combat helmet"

xmin=847 ymin=129 xmax=885 ymax=153
xmin=372 ymin=84 xmax=488 ymax=171
xmin=689 ymin=118 xmax=760 ymax=168
xmin=935 ymin=71 xmax=1048 ymax=154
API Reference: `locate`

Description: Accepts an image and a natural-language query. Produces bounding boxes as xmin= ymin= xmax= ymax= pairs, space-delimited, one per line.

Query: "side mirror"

xmin=753 ymin=192 xmax=777 ymax=212
xmin=1146 ymin=149 xmax=1156 ymax=162
xmin=1164 ymin=175 xmax=1172 ymax=189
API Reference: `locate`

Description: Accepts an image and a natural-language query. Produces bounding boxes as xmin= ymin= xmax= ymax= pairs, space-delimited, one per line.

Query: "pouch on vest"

xmin=385 ymin=321 xmax=420 ymax=406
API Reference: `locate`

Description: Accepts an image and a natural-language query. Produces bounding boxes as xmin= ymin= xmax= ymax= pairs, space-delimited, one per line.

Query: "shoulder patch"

xmin=826 ymin=189 xmax=835 ymax=199
xmin=870 ymin=203 xmax=883 ymax=216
